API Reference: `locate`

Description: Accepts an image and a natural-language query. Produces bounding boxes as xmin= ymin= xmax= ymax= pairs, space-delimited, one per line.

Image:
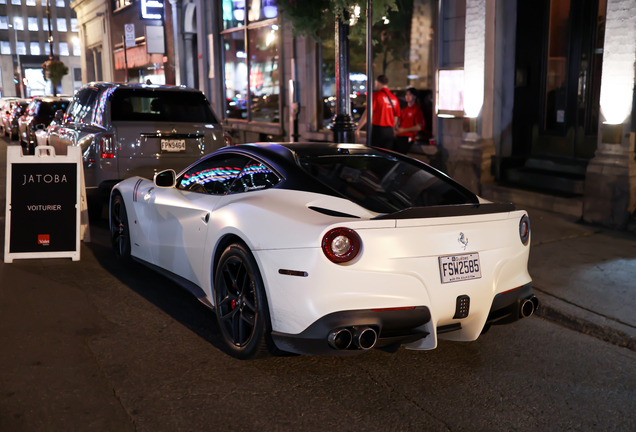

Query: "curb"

xmin=533 ymin=290 xmax=636 ymax=353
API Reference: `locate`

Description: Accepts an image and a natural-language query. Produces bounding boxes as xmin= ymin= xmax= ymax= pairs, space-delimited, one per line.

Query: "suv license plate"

xmin=161 ymin=139 xmax=186 ymax=152
xmin=438 ymin=253 xmax=481 ymax=284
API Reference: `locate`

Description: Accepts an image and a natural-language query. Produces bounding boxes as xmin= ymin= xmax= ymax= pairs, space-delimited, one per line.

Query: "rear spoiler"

xmin=373 ymin=203 xmax=516 ymax=220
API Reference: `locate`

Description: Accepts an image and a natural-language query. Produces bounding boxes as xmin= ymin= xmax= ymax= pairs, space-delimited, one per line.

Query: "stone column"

xmin=583 ymin=0 xmax=636 ymax=229
xmin=169 ymin=0 xmax=185 ymax=86
xmin=451 ymin=0 xmax=495 ymax=196
xmin=183 ymin=33 xmax=195 ymax=88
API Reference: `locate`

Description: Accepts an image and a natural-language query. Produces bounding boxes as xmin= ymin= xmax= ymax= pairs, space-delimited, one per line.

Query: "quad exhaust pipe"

xmin=328 ymin=328 xmax=352 ymax=350
xmin=520 ymin=296 xmax=539 ymax=318
xmin=328 ymin=326 xmax=378 ymax=351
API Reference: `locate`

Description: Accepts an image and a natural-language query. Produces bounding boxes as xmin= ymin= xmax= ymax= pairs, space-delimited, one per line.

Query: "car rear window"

xmin=297 ymin=153 xmax=476 ymax=214
xmin=110 ymin=89 xmax=218 ymax=123
xmin=37 ymin=101 xmax=69 ymax=119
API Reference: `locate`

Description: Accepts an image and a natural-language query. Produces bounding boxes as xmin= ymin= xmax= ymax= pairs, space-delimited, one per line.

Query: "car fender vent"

xmin=308 ymin=206 xmax=360 ymax=218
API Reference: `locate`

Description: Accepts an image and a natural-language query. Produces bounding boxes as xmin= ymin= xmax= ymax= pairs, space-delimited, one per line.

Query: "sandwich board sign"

xmin=4 ymin=145 xmax=88 ymax=263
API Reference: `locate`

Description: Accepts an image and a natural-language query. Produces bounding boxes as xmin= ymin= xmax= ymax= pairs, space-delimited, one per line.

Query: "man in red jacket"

xmin=355 ymin=75 xmax=400 ymax=150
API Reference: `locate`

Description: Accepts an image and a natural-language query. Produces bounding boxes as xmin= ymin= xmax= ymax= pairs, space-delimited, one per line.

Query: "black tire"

xmin=214 ymin=243 xmax=274 ymax=359
xmin=110 ymin=192 xmax=132 ymax=262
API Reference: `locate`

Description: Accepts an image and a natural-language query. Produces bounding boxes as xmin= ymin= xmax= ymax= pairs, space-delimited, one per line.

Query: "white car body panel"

xmin=113 ymin=174 xmax=531 ymax=349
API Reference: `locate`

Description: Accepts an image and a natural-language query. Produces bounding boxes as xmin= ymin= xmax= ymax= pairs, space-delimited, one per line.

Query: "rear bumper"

xmin=271 ymin=306 xmax=431 ymax=356
xmin=486 ymin=282 xmax=536 ymax=326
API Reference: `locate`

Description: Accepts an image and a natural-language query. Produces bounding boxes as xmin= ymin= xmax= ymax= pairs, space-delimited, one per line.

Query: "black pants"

xmin=394 ymin=136 xmax=412 ymax=154
xmin=371 ymin=126 xmax=394 ymax=150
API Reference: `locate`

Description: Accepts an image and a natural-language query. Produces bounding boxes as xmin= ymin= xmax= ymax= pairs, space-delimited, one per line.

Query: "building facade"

xmin=72 ymin=0 xmax=175 ymax=86
xmin=72 ymin=0 xmax=636 ymax=228
xmin=0 ymin=0 xmax=82 ymax=97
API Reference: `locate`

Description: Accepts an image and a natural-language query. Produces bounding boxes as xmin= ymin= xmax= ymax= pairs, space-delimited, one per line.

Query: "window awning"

xmin=114 ymin=45 xmax=164 ymax=70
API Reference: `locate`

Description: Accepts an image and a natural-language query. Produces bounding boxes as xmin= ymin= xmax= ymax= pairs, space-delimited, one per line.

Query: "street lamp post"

xmin=8 ymin=24 xmax=23 ymax=98
xmin=365 ymin=0 xmax=373 ymax=147
xmin=330 ymin=14 xmax=356 ymax=144
xmin=46 ymin=0 xmax=54 ymax=57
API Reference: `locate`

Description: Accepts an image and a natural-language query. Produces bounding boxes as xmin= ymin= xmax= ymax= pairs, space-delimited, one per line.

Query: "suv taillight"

xmin=100 ymin=135 xmax=114 ymax=159
xmin=322 ymin=228 xmax=361 ymax=264
xmin=224 ymin=135 xmax=232 ymax=146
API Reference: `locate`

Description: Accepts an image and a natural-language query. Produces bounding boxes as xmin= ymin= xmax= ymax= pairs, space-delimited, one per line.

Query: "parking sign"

xmin=125 ymin=23 xmax=135 ymax=48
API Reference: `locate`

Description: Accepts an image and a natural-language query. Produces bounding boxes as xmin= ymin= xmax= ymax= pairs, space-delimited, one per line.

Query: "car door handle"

xmin=144 ymin=187 xmax=155 ymax=201
xmin=202 ymin=213 xmax=210 ymax=223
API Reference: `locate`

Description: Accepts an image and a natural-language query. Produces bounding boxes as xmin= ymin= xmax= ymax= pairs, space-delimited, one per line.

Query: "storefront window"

xmin=222 ymin=0 xmax=245 ymax=30
xmin=248 ymin=24 xmax=279 ymax=123
xmin=221 ymin=0 xmax=279 ymax=125
xmin=320 ymin=22 xmax=370 ymax=128
xmin=113 ymin=0 xmax=132 ymax=11
xmin=224 ymin=31 xmax=248 ymax=119
xmin=319 ymin=0 xmax=427 ymax=131
xmin=248 ymin=0 xmax=277 ymax=22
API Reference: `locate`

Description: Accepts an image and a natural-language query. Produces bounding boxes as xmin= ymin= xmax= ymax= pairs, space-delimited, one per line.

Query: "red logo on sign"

xmin=38 ymin=235 xmax=50 ymax=246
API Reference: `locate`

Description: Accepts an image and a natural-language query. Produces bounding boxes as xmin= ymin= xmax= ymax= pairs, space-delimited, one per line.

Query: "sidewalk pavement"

xmin=523 ymin=206 xmax=636 ymax=352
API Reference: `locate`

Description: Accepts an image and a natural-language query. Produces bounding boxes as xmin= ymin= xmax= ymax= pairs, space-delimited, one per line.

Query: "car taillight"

xmin=322 ymin=227 xmax=361 ymax=263
xmin=100 ymin=135 xmax=114 ymax=159
xmin=224 ymin=135 xmax=232 ymax=146
xmin=519 ymin=215 xmax=530 ymax=245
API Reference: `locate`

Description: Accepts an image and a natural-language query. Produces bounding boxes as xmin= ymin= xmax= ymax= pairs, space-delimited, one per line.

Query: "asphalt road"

xmin=0 ymin=136 xmax=635 ymax=432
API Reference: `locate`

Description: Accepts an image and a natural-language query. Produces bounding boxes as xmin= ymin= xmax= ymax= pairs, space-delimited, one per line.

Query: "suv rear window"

xmin=110 ymin=89 xmax=218 ymax=123
xmin=297 ymin=152 xmax=476 ymax=214
xmin=37 ymin=101 xmax=69 ymax=119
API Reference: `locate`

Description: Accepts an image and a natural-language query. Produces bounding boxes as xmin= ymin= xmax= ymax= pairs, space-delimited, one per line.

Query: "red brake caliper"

xmin=231 ymin=299 xmax=237 ymax=310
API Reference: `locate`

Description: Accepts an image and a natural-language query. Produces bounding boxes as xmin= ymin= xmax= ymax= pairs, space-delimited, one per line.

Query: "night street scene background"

xmin=1 ymin=0 xmax=636 ymax=431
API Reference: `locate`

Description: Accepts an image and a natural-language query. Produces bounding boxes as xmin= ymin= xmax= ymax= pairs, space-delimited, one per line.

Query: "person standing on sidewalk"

xmin=394 ymin=87 xmax=425 ymax=154
xmin=355 ymin=75 xmax=400 ymax=150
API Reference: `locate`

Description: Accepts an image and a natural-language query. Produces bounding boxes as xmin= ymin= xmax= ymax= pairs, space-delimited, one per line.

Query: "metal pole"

xmin=366 ymin=0 xmax=373 ymax=147
xmin=330 ymin=14 xmax=356 ymax=143
xmin=46 ymin=0 xmax=53 ymax=56
xmin=122 ymin=35 xmax=129 ymax=83
xmin=12 ymin=25 xmax=23 ymax=98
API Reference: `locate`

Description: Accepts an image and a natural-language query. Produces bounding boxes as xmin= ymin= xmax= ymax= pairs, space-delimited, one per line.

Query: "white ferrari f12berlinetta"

xmin=110 ymin=143 xmax=535 ymax=359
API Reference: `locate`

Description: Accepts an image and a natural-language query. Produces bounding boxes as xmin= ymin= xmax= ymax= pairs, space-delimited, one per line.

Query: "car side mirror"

xmin=154 ymin=169 xmax=176 ymax=188
xmin=54 ymin=109 xmax=64 ymax=122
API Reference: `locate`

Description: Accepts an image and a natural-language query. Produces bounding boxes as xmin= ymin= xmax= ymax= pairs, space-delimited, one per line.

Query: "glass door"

xmin=532 ymin=0 xmax=606 ymax=159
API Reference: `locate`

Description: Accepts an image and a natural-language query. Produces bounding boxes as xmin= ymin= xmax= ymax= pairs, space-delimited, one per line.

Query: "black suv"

xmin=18 ymin=97 xmax=70 ymax=154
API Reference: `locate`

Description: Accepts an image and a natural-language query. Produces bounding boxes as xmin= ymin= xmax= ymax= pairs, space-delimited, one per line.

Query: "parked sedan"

xmin=0 ymin=97 xmax=20 ymax=135
xmin=110 ymin=143 xmax=536 ymax=359
xmin=48 ymin=83 xmax=225 ymax=218
xmin=18 ymin=96 xmax=70 ymax=154
xmin=3 ymin=100 xmax=28 ymax=140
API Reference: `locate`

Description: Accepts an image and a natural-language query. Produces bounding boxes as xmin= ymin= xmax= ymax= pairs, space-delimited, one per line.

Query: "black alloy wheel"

xmin=214 ymin=243 xmax=272 ymax=359
xmin=110 ymin=192 xmax=132 ymax=262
